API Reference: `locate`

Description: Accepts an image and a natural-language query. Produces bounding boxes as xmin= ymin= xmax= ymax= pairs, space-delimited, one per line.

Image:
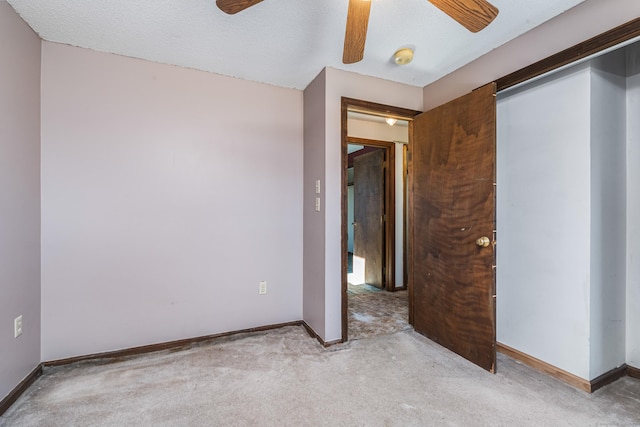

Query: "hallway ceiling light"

xmin=385 ymin=118 xmax=398 ymax=126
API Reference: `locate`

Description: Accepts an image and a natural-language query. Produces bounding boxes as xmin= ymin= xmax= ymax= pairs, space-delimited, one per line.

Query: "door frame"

xmin=341 ymin=97 xmax=421 ymax=342
xmin=348 ymin=137 xmax=395 ymax=291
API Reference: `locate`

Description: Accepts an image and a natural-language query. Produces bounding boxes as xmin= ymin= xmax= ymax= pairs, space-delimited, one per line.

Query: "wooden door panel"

xmin=412 ymin=83 xmax=496 ymax=372
xmin=353 ymin=149 xmax=384 ymax=288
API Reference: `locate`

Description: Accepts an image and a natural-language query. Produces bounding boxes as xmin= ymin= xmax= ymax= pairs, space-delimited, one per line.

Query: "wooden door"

xmin=411 ymin=83 xmax=496 ymax=372
xmin=353 ymin=149 xmax=385 ymax=288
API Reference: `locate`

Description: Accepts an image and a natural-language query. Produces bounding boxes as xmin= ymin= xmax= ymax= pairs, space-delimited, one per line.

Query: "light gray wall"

xmin=40 ymin=42 xmax=304 ymax=361
xmin=498 ymin=50 xmax=635 ymax=380
xmin=303 ymin=70 xmax=327 ymax=338
xmin=589 ymin=52 xmax=627 ymax=379
xmin=0 ymin=1 xmax=41 ymax=400
xmin=627 ymin=44 xmax=640 ymax=369
xmin=497 ymin=65 xmax=593 ymax=379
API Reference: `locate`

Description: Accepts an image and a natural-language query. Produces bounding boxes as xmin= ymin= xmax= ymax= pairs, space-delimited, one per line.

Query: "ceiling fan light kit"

xmin=215 ymin=0 xmax=499 ymax=65
xmin=393 ymin=48 xmax=414 ymax=65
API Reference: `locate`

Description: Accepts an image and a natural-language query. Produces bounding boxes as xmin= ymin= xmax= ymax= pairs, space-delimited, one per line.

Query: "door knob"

xmin=476 ymin=236 xmax=491 ymax=247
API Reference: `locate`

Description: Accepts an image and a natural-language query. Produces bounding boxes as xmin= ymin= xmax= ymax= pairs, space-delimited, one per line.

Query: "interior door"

xmin=353 ymin=149 xmax=385 ymax=289
xmin=411 ymin=83 xmax=497 ymax=372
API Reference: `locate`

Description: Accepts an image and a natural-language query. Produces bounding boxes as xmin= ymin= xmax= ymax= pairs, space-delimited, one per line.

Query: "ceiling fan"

xmin=215 ymin=0 xmax=499 ymax=64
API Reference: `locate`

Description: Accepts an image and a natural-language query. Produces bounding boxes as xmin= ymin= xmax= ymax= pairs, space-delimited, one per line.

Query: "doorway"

xmin=342 ymin=90 xmax=498 ymax=373
xmin=349 ymin=141 xmax=392 ymax=290
xmin=341 ymin=98 xmax=421 ymax=342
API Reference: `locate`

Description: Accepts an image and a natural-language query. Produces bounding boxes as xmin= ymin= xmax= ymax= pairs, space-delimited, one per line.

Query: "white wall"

xmin=498 ymin=49 xmax=635 ymax=380
xmin=395 ymin=143 xmax=406 ymax=287
xmin=347 ymin=118 xmax=409 ymax=143
xmin=589 ymin=52 xmax=627 ymax=378
xmin=40 ymin=42 xmax=304 ymax=361
xmin=0 ymin=1 xmax=41 ymax=400
xmin=627 ymin=44 xmax=640 ymax=369
xmin=497 ymin=65 xmax=593 ymax=379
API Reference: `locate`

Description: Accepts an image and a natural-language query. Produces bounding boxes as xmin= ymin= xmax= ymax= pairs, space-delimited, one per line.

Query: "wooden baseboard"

xmin=301 ymin=321 xmax=343 ymax=347
xmin=497 ymin=343 xmax=633 ymax=393
xmin=0 ymin=364 xmax=43 ymax=416
xmin=44 ymin=321 xmax=304 ymax=367
xmin=497 ymin=343 xmax=591 ymax=392
xmin=590 ymin=364 xmax=628 ymax=393
xmin=3 ymin=321 xmax=339 ymax=415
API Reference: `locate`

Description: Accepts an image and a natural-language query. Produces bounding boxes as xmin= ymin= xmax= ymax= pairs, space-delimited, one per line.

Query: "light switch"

xmin=315 ymin=197 xmax=321 ymax=212
xmin=315 ymin=180 xmax=321 ymax=194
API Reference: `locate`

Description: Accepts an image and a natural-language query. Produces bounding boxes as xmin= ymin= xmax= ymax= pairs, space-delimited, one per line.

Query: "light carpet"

xmin=2 ymin=326 xmax=639 ymax=426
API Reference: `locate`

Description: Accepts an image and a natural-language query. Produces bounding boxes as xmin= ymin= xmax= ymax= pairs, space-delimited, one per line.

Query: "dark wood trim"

xmin=347 ymin=136 xmax=396 ymax=292
xmin=0 ymin=364 xmax=43 ymax=416
xmin=628 ymin=365 xmax=640 ymax=379
xmin=44 ymin=321 xmax=303 ymax=367
xmin=496 ymin=18 xmax=640 ymax=91
xmin=300 ymin=321 xmax=341 ymax=347
xmin=341 ymin=98 xmax=421 ymax=342
xmin=341 ymin=98 xmax=350 ymax=343
xmin=590 ymin=365 xmax=628 ymax=393
xmin=346 ymin=136 xmax=400 ymax=148
xmin=497 ymin=342 xmax=636 ymax=393
xmin=497 ymin=342 xmax=590 ymax=393
xmin=343 ymin=98 xmax=423 ymax=121
xmin=1 ymin=321 xmax=334 ymax=415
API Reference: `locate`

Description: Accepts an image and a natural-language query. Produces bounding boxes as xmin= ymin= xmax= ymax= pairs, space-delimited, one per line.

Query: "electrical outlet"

xmin=14 ymin=315 xmax=22 ymax=338
xmin=259 ymin=281 xmax=267 ymax=295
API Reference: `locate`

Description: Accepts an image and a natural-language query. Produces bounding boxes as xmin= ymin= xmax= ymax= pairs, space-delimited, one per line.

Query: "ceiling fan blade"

xmin=428 ymin=0 xmax=499 ymax=32
xmin=343 ymin=0 xmax=372 ymax=64
xmin=216 ymin=0 xmax=264 ymax=15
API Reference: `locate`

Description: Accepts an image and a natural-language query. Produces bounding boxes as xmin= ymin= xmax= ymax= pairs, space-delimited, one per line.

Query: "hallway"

xmin=348 ymin=284 xmax=410 ymax=340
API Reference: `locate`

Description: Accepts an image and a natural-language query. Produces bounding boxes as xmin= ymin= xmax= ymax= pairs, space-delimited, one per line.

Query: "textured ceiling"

xmin=7 ymin=0 xmax=587 ymax=90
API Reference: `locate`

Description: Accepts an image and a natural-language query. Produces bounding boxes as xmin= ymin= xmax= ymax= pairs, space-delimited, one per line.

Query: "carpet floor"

xmin=2 ymin=326 xmax=639 ymax=426
xmin=348 ymin=288 xmax=410 ymax=340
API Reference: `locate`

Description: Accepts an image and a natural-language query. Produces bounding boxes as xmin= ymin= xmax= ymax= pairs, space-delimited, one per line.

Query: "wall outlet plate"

xmin=259 ymin=281 xmax=267 ymax=295
xmin=14 ymin=315 xmax=23 ymax=338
